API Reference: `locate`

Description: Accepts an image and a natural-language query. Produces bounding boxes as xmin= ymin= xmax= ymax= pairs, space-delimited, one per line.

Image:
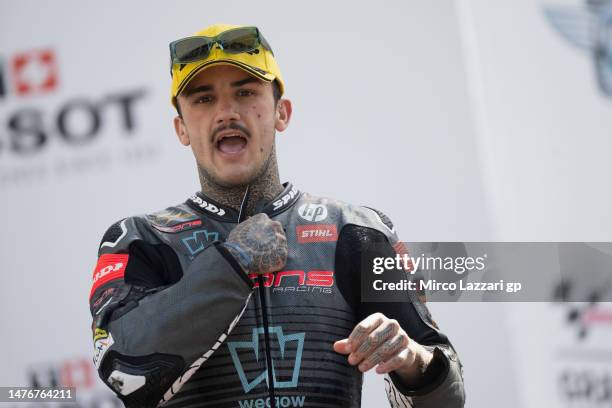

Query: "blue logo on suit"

xmin=182 ymin=229 xmax=219 ymax=256
xmin=228 ymin=326 xmax=305 ymax=393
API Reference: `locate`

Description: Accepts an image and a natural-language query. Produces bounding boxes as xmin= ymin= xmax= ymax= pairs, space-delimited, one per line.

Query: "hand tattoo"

xmin=223 ymin=213 xmax=288 ymax=274
xmin=355 ymin=321 xmax=396 ymax=358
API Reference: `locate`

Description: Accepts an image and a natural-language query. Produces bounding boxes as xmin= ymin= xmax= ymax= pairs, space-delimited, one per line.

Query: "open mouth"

xmin=216 ymin=133 xmax=248 ymax=155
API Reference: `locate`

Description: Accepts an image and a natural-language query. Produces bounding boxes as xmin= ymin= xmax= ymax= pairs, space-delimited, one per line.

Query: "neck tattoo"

xmin=198 ymin=146 xmax=283 ymax=216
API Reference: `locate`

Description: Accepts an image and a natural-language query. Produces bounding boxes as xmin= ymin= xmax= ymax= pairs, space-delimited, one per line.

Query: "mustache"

xmin=211 ymin=122 xmax=251 ymax=142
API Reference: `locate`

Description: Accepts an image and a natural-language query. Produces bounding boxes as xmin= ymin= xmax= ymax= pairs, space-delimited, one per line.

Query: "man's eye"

xmin=195 ymin=95 xmax=213 ymax=103
xmin=237 ymin=89 xmax=255 ymax=97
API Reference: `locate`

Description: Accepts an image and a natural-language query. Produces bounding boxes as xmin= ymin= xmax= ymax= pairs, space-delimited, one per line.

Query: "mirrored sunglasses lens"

xmin=220 ymin=29 xmax=259 ymax=53
xmin=174 ymin=38 xmax=212 ymax=62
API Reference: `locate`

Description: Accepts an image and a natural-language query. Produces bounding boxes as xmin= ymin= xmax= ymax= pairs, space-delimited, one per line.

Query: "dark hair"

xmin=271 ymin=79 xmax=282 ymax=104
xmin=176 ymin=79 xmax=282 ymax=117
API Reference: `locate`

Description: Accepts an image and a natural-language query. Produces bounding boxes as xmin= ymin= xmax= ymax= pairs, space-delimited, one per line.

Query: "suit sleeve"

xmin=89 ymin=217 xmax=253 ymax=407
xmin=335 ymin=221 xmax=465 ymax=408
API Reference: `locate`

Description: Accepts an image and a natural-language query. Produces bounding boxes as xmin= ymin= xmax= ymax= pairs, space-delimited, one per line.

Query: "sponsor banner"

xmin=506 ymin=302 xmax=612 ymax=408
xmin=361 ymin=243 xmax=612 ymax=302
xmin=0 ymin=45 xmax=158 ymax=190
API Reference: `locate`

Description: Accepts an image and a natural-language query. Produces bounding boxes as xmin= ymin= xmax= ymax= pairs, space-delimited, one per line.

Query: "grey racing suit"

xmin=89 ymin=183 xmax=465 ymax=407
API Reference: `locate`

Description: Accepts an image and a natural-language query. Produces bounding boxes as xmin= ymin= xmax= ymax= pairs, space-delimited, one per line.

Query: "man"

xmin=89 ymin=24 xmax=465 ymax=408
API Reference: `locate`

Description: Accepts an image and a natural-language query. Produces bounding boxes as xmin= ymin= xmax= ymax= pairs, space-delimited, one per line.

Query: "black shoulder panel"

xmin=99 ymin=219 xmax=126 ymax=249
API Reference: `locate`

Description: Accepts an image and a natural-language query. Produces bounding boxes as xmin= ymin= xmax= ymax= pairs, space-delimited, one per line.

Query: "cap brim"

xmin=175 ymin=59 xmax=276 ymax=99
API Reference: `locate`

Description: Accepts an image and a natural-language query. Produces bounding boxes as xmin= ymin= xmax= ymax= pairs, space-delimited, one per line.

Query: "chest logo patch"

xmin=228 ymin=326 xmax=305 ymax=393
xmin=298 ymin=203 xmax=328 ymax=222
xmin=182 ymin=229 xmax=220 ymax=256
xmin=296 ymin=224 xmax=338 ymax=243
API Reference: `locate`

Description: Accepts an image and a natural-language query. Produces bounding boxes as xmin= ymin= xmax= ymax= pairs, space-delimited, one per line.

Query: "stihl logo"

xmin=296 ymin=224 xmax=337 ymax=243
xmin=0 ymin=48 xmax=59 ymax=98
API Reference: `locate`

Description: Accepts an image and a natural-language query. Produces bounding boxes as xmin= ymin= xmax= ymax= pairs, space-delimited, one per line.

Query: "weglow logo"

xmin=544 ymin=0 xmax=612 ymax=97
xmin=228 ymin=326 xmax=306 ymax=407
xmin=0 ymin=48 xmax=59 ymax=98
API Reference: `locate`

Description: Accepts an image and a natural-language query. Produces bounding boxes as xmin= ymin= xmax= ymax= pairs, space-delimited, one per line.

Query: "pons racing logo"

xmin=249 ymin=270 xmax=334 ymax=295
xmin=228 ymin=326 xmax=306 ymax=407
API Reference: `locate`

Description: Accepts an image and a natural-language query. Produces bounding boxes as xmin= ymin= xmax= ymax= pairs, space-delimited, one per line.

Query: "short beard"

xmin=197 ymin=143 xmax=276 ymax=190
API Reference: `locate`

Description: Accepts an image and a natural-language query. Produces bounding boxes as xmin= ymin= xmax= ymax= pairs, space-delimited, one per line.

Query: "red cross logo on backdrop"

xmin=11 ymin=48 xmax=59 ymax=96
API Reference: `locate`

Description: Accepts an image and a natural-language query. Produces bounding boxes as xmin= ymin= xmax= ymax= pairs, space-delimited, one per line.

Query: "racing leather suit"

xmin=89 ymin=183 xmax=465 ymax=407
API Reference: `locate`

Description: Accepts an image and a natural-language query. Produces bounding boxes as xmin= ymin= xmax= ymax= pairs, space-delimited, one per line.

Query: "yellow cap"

xmin=170 ymin=24 xmax=284 ymax=107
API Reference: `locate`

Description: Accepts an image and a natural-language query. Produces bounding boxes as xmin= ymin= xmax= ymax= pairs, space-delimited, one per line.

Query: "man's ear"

xmin=174 ymin=115 xmax=190 ymax=146
xmin=275 ymin=98 xmax=292 ymax=132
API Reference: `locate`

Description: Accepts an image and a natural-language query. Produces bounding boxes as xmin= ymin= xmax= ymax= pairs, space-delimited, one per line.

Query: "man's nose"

xmin=214 ymin=98 xmax=241 ymax=125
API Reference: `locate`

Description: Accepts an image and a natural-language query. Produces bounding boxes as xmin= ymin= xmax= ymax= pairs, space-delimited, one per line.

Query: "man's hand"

xmin=333 ymin=312 xmax=433 ymax=387
xmin=223 ymin=213 xmax=287 ymax=274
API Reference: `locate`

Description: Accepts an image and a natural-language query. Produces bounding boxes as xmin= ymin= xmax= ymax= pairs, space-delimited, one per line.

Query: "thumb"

xmin=333 ymin=338 xmax=351 ymax=354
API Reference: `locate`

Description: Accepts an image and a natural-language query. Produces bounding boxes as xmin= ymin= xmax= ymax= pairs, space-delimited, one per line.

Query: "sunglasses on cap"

xmin=169 ymin=26 xmax=274 ymax=68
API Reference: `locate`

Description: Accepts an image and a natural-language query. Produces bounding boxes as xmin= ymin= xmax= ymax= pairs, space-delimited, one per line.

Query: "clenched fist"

xmin=222 ymin=213 xmax=288 ymax=274
xmin=333 ymin=312 xmax=433 ymax=386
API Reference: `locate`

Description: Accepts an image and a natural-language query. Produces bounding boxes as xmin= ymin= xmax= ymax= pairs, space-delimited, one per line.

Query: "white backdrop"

xmin=455 ymin=1 xmax=612 ymax=407
xmin=1 ymin=0 xmax=610 ymax=407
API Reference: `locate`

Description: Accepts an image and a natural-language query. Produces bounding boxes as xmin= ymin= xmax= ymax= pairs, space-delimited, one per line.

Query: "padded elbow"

xmin=98 ymin=351 xmax=185 ymax=408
